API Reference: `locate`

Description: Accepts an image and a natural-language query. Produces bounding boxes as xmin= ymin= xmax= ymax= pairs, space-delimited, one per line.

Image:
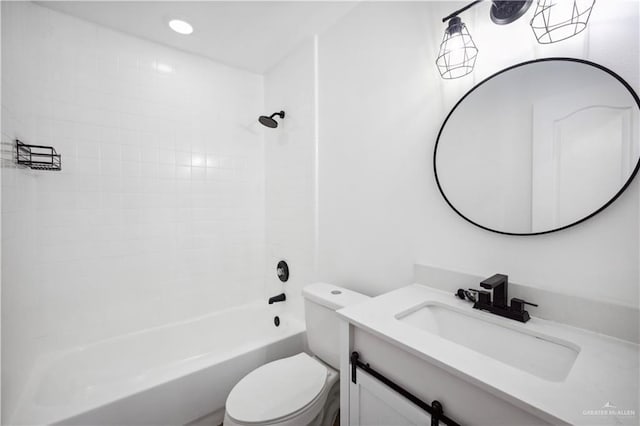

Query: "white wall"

xmin=317 ymin=1 xmax=640 ymax=306
xmin=1 ymin=2 xmax=265 ymax=417
xmin=264 ymin=38 xmax=317 ymax=320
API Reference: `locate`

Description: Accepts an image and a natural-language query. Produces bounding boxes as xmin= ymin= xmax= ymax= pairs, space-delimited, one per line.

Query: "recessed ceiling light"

xmin=169 ymin=19 xmax=193 ymax=35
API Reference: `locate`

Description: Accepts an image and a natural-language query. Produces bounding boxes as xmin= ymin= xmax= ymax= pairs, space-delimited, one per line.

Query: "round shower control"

xmin=277 ymin=260 xmax=289 ymax=282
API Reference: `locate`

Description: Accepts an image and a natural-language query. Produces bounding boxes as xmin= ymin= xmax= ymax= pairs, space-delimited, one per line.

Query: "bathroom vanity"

xmin=338 ymin=284 xmax=639 ymax=425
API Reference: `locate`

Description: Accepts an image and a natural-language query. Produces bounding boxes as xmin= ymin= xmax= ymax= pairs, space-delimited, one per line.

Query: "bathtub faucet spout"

xmin=268 ymin=293 xmax=286 ymax=304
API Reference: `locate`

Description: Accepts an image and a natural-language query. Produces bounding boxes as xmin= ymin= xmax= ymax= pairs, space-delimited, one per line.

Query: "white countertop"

xmin=338 ymin=284 xmax=639 ymax=425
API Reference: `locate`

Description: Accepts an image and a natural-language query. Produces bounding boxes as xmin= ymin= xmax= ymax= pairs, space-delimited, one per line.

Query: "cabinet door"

xmin=349 ymin=369 xmax=431 ymax=426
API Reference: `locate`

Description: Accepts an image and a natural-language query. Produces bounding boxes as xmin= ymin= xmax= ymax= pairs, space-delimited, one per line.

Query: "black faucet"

xmin=480 ymin=273 xmax=508 ymax=308
xmin=268 ymin=293 xmax=286 ymax=304
xmin=470 ymin=274 xmax=537 ymax=323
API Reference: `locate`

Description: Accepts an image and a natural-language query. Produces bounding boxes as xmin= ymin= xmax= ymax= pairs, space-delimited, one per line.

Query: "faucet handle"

xmin=475 ymin=290 xmax=491 ymax=306
xmin=510 ymin=297 xmax=538 ymax=313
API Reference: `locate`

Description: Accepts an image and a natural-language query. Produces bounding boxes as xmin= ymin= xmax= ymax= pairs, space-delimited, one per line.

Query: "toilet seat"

xmin=225 ymin=353 xmax=332 ymax=425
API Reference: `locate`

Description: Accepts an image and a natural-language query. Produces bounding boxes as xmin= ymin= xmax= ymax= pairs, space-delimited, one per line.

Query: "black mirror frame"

xmin=433 ymin=57 xmax=640 ymax=236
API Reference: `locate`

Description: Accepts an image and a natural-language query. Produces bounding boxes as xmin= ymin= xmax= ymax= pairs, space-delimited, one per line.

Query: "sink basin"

xmin=396 ymin=302 xmax=580 ymax=382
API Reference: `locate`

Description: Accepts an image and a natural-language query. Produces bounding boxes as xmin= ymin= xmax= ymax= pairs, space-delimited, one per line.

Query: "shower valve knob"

xmin=277 ymin=260 xmax=289 ymax=282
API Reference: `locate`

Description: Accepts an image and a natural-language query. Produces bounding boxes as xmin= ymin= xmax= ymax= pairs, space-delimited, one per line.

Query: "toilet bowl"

xmin=223 ymin=283 xmax=369 ymax=426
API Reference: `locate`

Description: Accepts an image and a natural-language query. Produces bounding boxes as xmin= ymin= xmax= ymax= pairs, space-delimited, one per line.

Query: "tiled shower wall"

xmin=1 ymin=1 xmax=265 ymax=411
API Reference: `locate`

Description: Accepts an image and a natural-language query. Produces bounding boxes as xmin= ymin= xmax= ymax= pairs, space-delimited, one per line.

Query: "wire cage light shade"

xmin=530 ymin=0 xmax=596 ymax=44
xmin=436 ymin=17 xmax=479 ymax=79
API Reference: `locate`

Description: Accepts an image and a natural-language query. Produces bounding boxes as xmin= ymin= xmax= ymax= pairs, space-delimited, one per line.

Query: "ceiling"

xmin=38 ymin=1 xmax=358 ymax=74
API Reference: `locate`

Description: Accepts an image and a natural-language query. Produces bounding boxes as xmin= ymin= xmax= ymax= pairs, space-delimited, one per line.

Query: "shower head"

xmin=259 ymin=111 xmax=285 ymax=128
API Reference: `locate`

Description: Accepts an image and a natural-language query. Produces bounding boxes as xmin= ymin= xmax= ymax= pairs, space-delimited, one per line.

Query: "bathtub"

xmin=11 ymin=302 xmax=306 ymax=425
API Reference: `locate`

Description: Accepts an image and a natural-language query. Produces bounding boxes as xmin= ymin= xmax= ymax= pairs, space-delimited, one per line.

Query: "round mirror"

xmin=434 ymin=58 xmax=640 ymax=235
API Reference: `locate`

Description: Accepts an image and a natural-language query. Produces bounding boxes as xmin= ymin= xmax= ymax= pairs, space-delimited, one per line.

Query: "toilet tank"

xmin=302 ymin=283 xmax=369 ymax=370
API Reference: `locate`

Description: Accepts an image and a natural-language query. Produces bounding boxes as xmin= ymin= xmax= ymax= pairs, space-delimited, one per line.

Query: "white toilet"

xmin=223 ymin=283 xmax=369 ymax=426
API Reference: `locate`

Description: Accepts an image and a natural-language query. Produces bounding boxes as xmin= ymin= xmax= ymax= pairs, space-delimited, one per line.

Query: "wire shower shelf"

xmin=16 ymin=140 xmax=61 ymax=171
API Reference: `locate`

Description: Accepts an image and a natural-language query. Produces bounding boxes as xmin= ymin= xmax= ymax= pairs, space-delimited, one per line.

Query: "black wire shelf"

xmin=16 ymin=140 xmax=61 ymax=171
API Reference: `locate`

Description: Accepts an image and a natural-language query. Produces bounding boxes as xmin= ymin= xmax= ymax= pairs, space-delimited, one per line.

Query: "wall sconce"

xmin=530 ymin=0 xmax=597 ymax=44
xmin=436 ymin=16 xmax=479 ymax=79
xmin=437 ymin=0 xmax=533 ymax=79
xmin=436 ymin=0 xmax=596 ymax=80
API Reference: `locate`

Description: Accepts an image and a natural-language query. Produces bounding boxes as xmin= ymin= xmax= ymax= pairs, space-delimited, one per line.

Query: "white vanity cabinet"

xmin=340 ymin=322 xmax=553 ymax=426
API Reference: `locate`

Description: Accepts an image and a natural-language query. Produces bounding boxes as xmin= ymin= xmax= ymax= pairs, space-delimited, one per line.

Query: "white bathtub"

xmin=11 ymin=302 xmax=306 ymax=425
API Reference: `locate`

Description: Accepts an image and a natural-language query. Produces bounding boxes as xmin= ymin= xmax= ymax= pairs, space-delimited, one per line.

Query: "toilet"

xmin=223 ymin=283 xmax=369 ymax=426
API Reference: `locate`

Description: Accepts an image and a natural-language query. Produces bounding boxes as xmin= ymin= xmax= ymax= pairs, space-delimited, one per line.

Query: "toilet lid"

xmin=226 ymin=353 xmax=328 ymax=423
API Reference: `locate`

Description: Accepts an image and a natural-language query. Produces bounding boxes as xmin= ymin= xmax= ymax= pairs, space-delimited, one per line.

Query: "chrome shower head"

xmin=259 ymin=111 xmax=285 ymax=128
